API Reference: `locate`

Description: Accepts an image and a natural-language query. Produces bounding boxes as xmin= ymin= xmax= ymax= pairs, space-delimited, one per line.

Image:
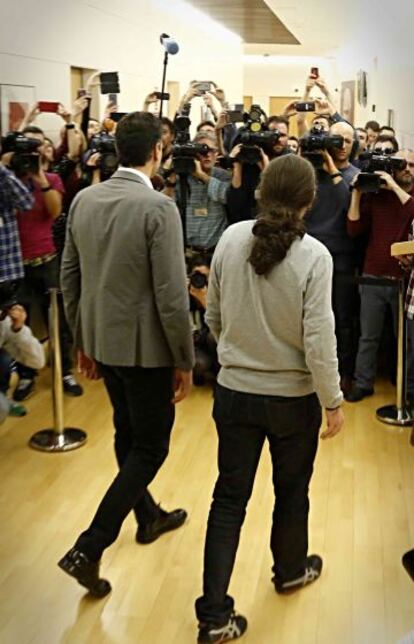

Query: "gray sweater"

xmin=205 ymin=221 xmax=343 ymax=409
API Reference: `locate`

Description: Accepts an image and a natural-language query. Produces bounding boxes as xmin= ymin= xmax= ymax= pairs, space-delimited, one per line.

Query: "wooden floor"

xmin=1 ymin=371 xmax=414 ymax=644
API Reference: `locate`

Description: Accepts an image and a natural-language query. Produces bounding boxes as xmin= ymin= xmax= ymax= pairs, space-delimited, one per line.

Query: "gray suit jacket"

xmin=61 ymin=169 xmax=194 ymax=370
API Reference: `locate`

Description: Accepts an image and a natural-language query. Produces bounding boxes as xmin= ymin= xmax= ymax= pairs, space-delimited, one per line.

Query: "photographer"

xmin=267 ymin=115 xmax=290 ymax=157
xmin=226 ymin=142 xmax=269 ymax=224
xmin=302 ymin=121 xmax=359 ymax=392
xmin=7 ymin=126 xmax=82 ymax=400
xmin=0 ymin=281 xmax=45 ymax=423
xmin=165 ymin=131 xmax=231 ymax=256
xmin=188 ymin=256 xmax=218 ymax=385
xmin=345 ymin=149 xmax=414 ymax=402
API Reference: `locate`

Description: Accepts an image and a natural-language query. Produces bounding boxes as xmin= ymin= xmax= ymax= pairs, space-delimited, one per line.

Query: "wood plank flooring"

xmin=1 ymin=370 xmax=414 ymax=644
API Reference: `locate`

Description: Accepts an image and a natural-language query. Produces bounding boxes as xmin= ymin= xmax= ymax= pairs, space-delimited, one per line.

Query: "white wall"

xmin=0 ymin=0 xmax=243 ymax=141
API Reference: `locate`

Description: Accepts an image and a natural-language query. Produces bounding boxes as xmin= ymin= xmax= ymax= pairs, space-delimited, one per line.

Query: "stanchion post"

xmin=376 ymin=278 xmax=412 ymax=427
xmin=29 ymin=288 xmax=87 ymax=452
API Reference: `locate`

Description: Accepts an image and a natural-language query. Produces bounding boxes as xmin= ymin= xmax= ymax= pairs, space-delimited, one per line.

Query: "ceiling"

xmin=183 ymin=0 xmax=300 ymax=45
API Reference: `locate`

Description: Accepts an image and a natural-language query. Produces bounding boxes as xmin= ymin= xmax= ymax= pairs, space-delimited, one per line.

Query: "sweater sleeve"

xmin=2 ymin=320 xmax=45 ymax=370
xmin=303 ymin=252 xmax=343 ymax=409
xmin=205 ymin=242 xmax=224 ymax=341
xmin=347 ymin=194 xmax=372 ymax=238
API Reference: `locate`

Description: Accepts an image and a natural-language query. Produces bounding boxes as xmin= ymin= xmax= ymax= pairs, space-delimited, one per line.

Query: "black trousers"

xmin=195 ymin=384 xmax=321 ymax=625
xmin=332 ymin=254 xmax=359 ymax=378
xmin=76 ymin=364 xmax=175 ymax=562
xmin=16 ymin=257 xmax=73 ymax=377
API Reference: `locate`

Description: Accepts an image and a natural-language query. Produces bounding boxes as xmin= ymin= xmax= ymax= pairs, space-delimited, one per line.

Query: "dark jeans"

xmin=75 ymin=364 xmax=175 ymax=562
xmin=332 ymin=255 xmax=358 ymax=378
xmin=16 ymin=257 xmax=73 ymax=378
xmin=354 ymin=278 xmax=398 ymax=389
xmin=195 ymin=384 xmax=322 ymax=625
xmin=0 ymin=348 xmax=13 ymax=394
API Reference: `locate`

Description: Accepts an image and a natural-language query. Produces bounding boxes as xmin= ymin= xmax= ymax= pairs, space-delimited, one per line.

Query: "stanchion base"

xmin=29 ymin=428 xmax=87 ymax=452
xmin=376 ymin=405 xmax=413 ymax=427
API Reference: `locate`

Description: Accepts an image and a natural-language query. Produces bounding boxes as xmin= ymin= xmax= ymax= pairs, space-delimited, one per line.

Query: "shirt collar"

xmin=118 ymin=166 xmax=153 ymax=190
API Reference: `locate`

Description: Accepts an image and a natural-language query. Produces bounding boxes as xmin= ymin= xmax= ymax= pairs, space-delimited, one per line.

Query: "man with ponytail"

xmin=195 ymin=154 xmax=344 ymax=643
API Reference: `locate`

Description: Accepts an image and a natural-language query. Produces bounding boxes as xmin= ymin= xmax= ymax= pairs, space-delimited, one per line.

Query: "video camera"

xmin=88 ymin=132 xmax=118 ymax=178
xmin=172 ymin=114 xmax=210 ymax=174
xmin=299 ymin=126 xmax=344 ymax=169
xmin=227 ymin=104 xmax=281 ymax=166
xmin=0 ymin=281 xmax=18 ymax=321
xmin=354 ymin=151 xmax=407 ymax=193
xmin=1 ymin=132 xmax=41 ymax=177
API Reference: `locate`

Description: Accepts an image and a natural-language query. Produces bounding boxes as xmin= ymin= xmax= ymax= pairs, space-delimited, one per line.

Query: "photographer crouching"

xmin=188 ymin=255 xmax=218 ymax=386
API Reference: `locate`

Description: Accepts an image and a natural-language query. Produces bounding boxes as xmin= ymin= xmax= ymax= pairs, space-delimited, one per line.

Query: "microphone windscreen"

xmin=163 ymin=37 xmax=179 ymax=55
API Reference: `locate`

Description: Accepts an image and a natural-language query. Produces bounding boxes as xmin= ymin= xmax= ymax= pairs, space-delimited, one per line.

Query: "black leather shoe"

xmin=344 ymin=385 xmax=374 ymax=403
xmin=402 ymin=549 xmax=414 ymax=581
xmin=58 ymin=547 xmax=111 ymax=598
xmin=136 ymin=508 xmax=187 ymax=544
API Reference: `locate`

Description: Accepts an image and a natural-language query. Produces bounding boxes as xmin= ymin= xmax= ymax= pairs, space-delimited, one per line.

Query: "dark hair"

xmin=188 ymin=253 xmax=211 ymax=272
xmin=115 ymin=111 xmax=161 ymax=167
xmin=267 ymin=115 xmax=289 ymax=129
xmin=248 ymin=155 xmax=315 ymax=276
xmin=288 ymin=135 xmax=299 ymax=142
xmin=356 ymin=127 xmax=367 ymax=135
xmin=365 ymin=120 xmax=380 ymax=132
xmin=22 ymin=125 xmax=44 ymax=136
xmin=196 ymin=120 xmax=216 ymax=132
xmin=374 ymin=134 xmax=399 ymax=152
xmin=379 ymin=125 xmax=395 ymax=135
xmin=161 ymin=117 xmax=176 ymax=137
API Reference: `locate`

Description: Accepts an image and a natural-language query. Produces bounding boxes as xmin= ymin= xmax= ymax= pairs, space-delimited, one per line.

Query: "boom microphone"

xmin=160 ymin=33 xmax=179 ymax=55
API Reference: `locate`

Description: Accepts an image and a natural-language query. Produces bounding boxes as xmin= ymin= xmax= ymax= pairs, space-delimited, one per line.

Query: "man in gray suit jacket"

xmin=58 ymin=112 xmax=194 ymax=598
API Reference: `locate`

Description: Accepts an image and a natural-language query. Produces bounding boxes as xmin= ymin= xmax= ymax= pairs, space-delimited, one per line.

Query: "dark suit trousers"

xmin=75 ymin=364 xmax=175 ymax=562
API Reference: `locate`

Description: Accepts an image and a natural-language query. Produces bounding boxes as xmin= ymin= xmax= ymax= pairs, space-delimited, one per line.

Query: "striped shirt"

xmin=0 ymin=165 xmax=34 ymax=283
xmin=176 ymin=167 xmax=230 ymax=248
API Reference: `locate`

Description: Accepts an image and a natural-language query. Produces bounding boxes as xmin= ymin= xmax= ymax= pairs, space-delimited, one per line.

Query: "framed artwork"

xmin=340 ymin=80 xmax=356 ymax=125
xmin=0 ymin=84 xmax=36 ymax=135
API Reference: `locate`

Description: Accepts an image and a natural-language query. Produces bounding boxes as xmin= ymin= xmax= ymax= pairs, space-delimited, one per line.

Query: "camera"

xmin=88 ymin=132 xmax=118 ymax=178
xmin=354 ymin=151 xmax=407 ymax=192
xmin=1 ymin=131 xmax=41 ymax=177
xmin=231 ymin=104 xmax=279 ymax=165
xmin=172 ymin=114 xmax=210 ymax=174
xmin=299 ymin=126 xmax=344 ymax=168
xmin=190 ymin=271 xmax=208 ymax=289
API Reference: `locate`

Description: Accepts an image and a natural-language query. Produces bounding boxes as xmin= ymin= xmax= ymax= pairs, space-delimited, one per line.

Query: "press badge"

xmin=194 ymin=208 xmax=208 ymax=217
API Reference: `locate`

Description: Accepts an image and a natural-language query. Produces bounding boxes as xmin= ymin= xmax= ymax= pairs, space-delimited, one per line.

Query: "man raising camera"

xmin=346 ymin=149 xmax=414 ymax=402
xmin=302 ymin=121 xmax=359 ymax=393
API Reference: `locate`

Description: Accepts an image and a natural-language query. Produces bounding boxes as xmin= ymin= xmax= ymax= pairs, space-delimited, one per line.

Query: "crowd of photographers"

xmin=1 ymin=70 xmax=414 ymax=420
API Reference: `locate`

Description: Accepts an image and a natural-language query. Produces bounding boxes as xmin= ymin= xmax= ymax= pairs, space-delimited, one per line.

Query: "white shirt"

xmin=118 ymin=166 xmax=153 ymax=190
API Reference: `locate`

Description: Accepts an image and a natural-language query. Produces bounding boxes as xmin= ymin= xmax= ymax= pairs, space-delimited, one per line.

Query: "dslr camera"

xmin=88 ymin=132 xmax=118 ymax=178
xmin=189 ymin=270 xmax=208 ymax=289
xmin=1 ymin=131 xmax=41 ymax=177
xmin=227 ymin=104 xmax=281 ymax=166
xmin=172 ymin=115 xmax=210 ymax=174
xmin=355 ymin=151 xmax=407 ymax=193
xmin=299 ymin=125 xmax=344 ymax=168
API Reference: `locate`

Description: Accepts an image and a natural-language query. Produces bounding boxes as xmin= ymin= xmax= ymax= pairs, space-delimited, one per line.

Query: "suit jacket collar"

xmin=111 ymin=168 xmax=151 ymax=187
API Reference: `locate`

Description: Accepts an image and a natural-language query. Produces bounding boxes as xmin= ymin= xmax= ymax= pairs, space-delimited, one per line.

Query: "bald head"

xmin=330 ymin=122 xmax=355 ymax=167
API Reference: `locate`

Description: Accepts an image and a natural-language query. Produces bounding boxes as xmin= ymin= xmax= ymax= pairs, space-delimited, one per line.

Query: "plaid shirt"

xmin=176 ymin=168 xmax=230 ymax=248
xmin=0 ymin=166 xmax=34 ymax=283
xmin=405 ymin=222 xmax=414 ymax=319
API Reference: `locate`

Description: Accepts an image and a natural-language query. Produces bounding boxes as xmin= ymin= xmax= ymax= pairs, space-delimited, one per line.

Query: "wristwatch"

xmin=65 ymin=123 xmax=75 ymax=130
xmin=41 ymin=185 xmax=52 ymax=192
xmin=330 ymin=172 xmax=342 ymax=179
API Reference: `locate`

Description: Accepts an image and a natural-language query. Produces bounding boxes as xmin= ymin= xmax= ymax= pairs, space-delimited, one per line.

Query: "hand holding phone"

xmin=38 ymin=101 xmax=59 ymax=113
xmin=295 ymin=101 xmax=316 ymax=113
xmin=310 ymin=67 xmax=319 ymax=79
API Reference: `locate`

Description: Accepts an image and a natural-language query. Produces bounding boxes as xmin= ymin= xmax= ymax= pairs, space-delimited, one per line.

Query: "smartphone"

xmin=295 ymin=101 xmax=316 ymax=112
xmin=227 ymin=109 xmax=244 ymax=123
xmin=100 ymin=72 xmax=120 ymax=94
xmin=310 ymin=67 xmax=319 ymax=79
xmin=77 ymin=89 xmax=87 ymax=98
xmin=109 ymin=112 xmax=128 ymax=123
xmin=108 ymin=93 xmax=118 ymax=108
xmin=196 ymin=81 xmax=212 ymax=94
xmin=38 ymin=101 xmax=59 ymax=113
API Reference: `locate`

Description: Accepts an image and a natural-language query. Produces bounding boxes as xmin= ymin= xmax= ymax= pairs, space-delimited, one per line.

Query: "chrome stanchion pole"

xmin=29 ymin=288 xmax=87 ymax=451
xmin=376 ymin=278 xmax=412 ymax=426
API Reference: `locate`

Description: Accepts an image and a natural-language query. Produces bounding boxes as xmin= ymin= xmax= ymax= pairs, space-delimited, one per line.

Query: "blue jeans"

xmin=195 ymin=384 xmax=322 ymax=625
